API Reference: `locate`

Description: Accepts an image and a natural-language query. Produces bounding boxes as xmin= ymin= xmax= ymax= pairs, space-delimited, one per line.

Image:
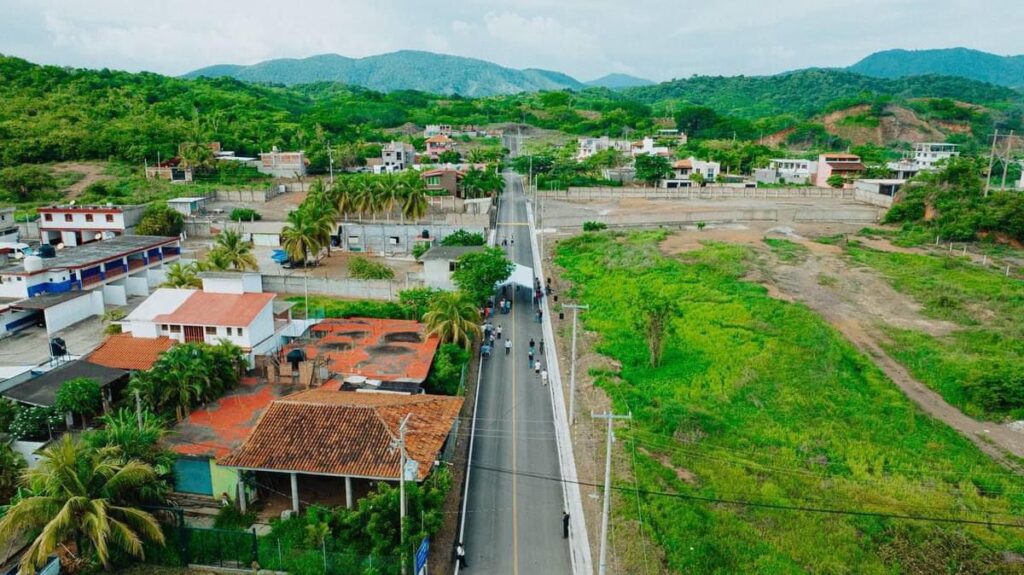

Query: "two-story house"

xmin=379 ymin=141 xmax=417 ymax=173
xmin=661 ymin=158 xmax=721 ymax=188
xmin=0 ymin=207 xmax=17 ymax=243
xmin=576 ymin=136 xmax=632 ymax=161
xmin=258 ymin=147 xmax=307 ymax=178
xmin=37 ymin=204 xmax=146 ymax=247
xmin=887 ymin=143 xmax=959 ymax=179
xmin=755 ymin=159 xmax=818 ymax=185
xmin=425 ymin=135 xmax=454 ymax=160
xmin=814 ymin=154 xmax=866 ymax=187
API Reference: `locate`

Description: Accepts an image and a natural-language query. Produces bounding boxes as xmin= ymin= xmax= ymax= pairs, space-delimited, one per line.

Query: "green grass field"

xmin=554 ymin=231 xmax=1024 ymax=574
xmin=845 ymin=246 xmax=1024 ymax=420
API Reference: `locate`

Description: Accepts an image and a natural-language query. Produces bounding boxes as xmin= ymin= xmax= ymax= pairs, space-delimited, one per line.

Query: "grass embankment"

xmin=845 ymin=246 xmax=1024 ymax=421
xmin=555 ymin=231 xmax=1024 ymax=574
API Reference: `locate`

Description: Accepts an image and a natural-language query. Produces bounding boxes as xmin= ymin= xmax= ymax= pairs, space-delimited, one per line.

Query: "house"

xmin=0 ymin=207 xmax=17 ymax=243
xmin=421 ymin=168 xmax=464 ymax=196
xmin=425 ymin=135 xmax=454 ymax=160
xmin=379 ymin=141 xmax=417 ymax=173
xmin=887 ymin=142 xmax=959 ymax=179
xmin=576 ymin=137 xmax=632 ymax=161
xmin=258 ymin=147 xmax=307 ymax=178
xmin=423 ymin=124 xmax=453 ymax=138
xmin=166 ymin=197 xmax=207 ymax=217
xmin=754 ymin=159 xmax=818 ymax=185
xmin=336 ymin=223 xmax=486 ymax=256
xmin=36 ymin=204 xmax=146 ymax=247
xmin=86 ymin=332 xmax=176 ymax=371
xmin=656 ymin=129 xmax=688 ymax=146
xmin=217 ymin=389 xmax=462 ymax=512
xmin=283 ymin=317 xmax=440 ymax=389
xmin=121 ymin=272 xmax=287 ymax=364
xmin=421 ymin=245 xmax=484 ymax=290
xmin=1 ymin=359 xmax=127 ymax=423
xmin=145 ymin=158 xmax=193 ymax=183
xmin=660 ymin=158 xmax=721 ymax=188
xmin=631 ymin=137 xmax=670 ymax=158
xmin=813 ymin=154 xmax=866 ymax=187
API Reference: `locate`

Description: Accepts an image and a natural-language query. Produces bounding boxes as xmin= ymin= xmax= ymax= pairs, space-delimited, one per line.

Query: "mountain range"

xmin=184 ymin=47 xmax=1023 ymax=97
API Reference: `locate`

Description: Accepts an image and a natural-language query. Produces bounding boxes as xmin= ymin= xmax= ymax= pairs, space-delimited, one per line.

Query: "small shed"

xmin=167 ymin=197 xmax=207 ymax=217
xmin=420 ymin=246 xmax=484 ymax=291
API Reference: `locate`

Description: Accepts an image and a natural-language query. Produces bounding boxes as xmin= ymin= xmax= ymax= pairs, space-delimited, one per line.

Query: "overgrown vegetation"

xmin=347 ymin=255 xmax=396 ymax=280
xmin=554 ymin=230 xmax=1024 ymax=573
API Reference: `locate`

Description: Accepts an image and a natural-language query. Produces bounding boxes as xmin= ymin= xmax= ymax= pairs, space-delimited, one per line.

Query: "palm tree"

xmin=424 ymin=292 xmax=481 ymax=349
xmin=281 ymin=208 xmax=325 ymax=265
xmin=0 ymin=435 xmax=165 ymax=574
xmin=401 ymin=171 xmax=429 ymax=224
xmin=199 ymin=249 xmax=232 ymax=272
xmin=377 ymin=173 xmax=401 ymax=222
xmin=211 ymin=228 xmax=258 ymax=271
xmin=334 ymin=178 xmax=356 ymax=221
xmin=160 ymin=261 xmax=201 ymax=288
xmin=303 ymin=185 xmax=339 ymax=256
xmin=352 ymin=178 xmax=379 ymax=222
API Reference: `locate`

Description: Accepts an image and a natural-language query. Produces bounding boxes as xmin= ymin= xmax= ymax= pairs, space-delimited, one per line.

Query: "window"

xmin=236 ymin=328 xmax=244 ymax=337
xmin=348 ymin=235 xmax=361 ymax=245
xmin=205 ymin=326 xmax=216 ymax=335
xmin=169 ymin=325 xmax=181 ymax=333
xmin=85 ymin=214 xmax=94 ymax=222
xmin=106 ymin=214 xmax=114 ymax=222
xmin=426 ymin=176 xmax=441 ymax=186
xmin=44 ymin=213 xmax=53 ymax=221
xmin=389 ymin=236 xmax=400 ymax=245
xmin=161 ymin=325 xmax=169 ymax=331
xmin=449 ymin=261 xmax=458 ymax=272
xmin=64 ymin=214 xmax=73 ymax=222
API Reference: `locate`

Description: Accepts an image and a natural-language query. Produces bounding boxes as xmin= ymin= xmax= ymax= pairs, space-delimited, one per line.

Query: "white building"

xmin=167 ymin=197 xmax=207 ymax=217
xmin=656 ymin=129 xmax=688 ymax=146
xmin=420 ymin=246 xmax=484 ymax=291
xmin=887 ymin=142 xmax=959 ymax=179
xmin=423 ymin=124 xmax=453 ymax=138
xmin=661 ymin=158 xmax=721 ymax=188
xmin=37 ymin=204 xmax=146 ymax=247
xmin=122 ymin=272 xmax=288 ymax=362
xmin=754 ymin=159 xmax=818 ymax=185
xmin=577 ymin=136 xmax=632 ymax=161
xmin=0 ymin=207 xmax=17 ymax=243
xmin=631 ymin=137 xmax=670 ymax=158
xmin=379 ymin=141 xmax=417 ymax=173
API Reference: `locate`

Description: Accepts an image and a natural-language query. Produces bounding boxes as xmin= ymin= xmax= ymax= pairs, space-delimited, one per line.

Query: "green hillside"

xmin=184 ymin=50 xmax=585 ymax=96
xmin=849 ymin=48 xmax=1024 ymax=89
xmin=625 ymin=69 xmax=1022 ymax=118
xmin=586 ymin=73 xmax=655 ymax=89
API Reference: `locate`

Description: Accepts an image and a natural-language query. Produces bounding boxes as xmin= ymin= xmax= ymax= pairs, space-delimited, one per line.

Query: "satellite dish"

xmin=56 ymin=243 xmax=65 ymax=250
xmin=69 ymin=200 xmax=76 ymax=206
xmin=14 ymin=251 xmax=24 ymax=260
xmin=94 ymin=232 xmax=103 ymax=241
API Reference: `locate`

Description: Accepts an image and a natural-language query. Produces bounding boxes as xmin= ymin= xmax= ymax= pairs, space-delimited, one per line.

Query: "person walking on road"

xmin=541 ymin=369 xmax=548 ymax=386
xmin=504 ymin=338 xmax=512 ymax=356
xmin=496 ymin=325 xmax=503 ymax=339
xmin=536 ymin=309 xmax=543 ymax=323
xmin=539 ymin=340 xmax=545 ymax=355
xmin=562 ymin=511 xmax=570 ymax=539
xmin=529 ymin=337 xmax=535 ymax=351
xmin=528 ymin=348 xmax=534 ymax=366
xmin=456 ymin=542 xmax=467 ymax=568
xmin=534 ymin=360 xmax=541 ymax=375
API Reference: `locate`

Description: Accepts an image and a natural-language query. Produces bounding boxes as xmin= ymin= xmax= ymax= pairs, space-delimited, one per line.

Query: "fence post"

xmin=252 ymin=527 xmax=258 ymax=568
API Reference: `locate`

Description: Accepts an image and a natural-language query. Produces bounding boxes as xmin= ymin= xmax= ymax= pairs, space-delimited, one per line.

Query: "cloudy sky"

xmin=0 ymin=0 xmax=1019 ymax=81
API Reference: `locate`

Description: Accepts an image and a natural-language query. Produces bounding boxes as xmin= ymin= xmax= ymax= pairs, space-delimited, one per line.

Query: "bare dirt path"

xmin=52 ymin=161 xmax=111 ymax=200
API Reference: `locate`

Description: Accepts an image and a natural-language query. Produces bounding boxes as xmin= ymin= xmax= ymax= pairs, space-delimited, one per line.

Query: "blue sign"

xmin=414 ymin=537 xmax=430 ymax=574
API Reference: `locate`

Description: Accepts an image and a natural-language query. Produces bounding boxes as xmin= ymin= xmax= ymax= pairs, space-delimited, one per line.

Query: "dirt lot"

xmin=52 ymin=161 xmax=112 ymax=200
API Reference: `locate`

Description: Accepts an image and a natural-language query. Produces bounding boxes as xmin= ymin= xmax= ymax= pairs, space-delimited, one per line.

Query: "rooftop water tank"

xmin=23 ymin=255 xmax=43 ymax=272
xmin=37 ymin=244 xmax=56 ymax=258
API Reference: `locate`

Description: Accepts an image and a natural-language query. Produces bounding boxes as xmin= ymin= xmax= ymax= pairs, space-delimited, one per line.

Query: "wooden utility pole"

xmin=565 ymin=304 xmax=590 ymax=426
xmin=1000 ymin=131 xmax=1015 ymax=190
xmin=390 ymin=414 xmax=413 ymax=575
xmin=593 ymin=411 xmax=632 ymax=575
xmin=985 ymin=129 xmax=999 ymax=197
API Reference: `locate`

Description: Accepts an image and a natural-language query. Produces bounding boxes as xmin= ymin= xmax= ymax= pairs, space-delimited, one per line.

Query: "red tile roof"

xmin=155 ymin=291 xmax=274 ymax=327
xmin=218 ymin=389 xmax=463 ymax=481
xmin=87 ymin=334 xmax=175 ymax=371
xmin=168 ymin=377 xmax=285 ymax=458
xmin=826 ymin=162 xmax=866 ymax=171
xmin=672 ymin=159 xmax=693 ymax=169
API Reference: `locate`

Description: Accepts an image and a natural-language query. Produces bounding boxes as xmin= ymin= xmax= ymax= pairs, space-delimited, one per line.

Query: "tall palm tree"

xmin=199 ymin=249 xmax=232 ymax=272
xmin=377 ymin=173 xmax=401 ymax=222
xmin=0 ymin=436 xmax=165 ymax=574
xmin=281 ymin=208 xmax=324 ymax=265
xmin=334 ymin=177 xmax=356 ymax=221
xmin=401 ymin=171 xmax=429 ymax=224
xmin=211 ymin=229 xmax=259 ymax=271
xmin=160 ymin=261 xmax=201 ymax=288
xmin=352 ymin=178 xmax=379 ymax=222
xmin=424 ymin=292 xmax=481 ymax=349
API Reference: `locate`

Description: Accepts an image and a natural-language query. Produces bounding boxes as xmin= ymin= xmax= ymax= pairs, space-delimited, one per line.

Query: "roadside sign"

xmin=415 ymin=537 xmax=429 ymax=575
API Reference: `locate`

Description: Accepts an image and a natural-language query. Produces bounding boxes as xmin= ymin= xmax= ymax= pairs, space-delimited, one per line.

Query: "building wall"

xmin=211 ymin=460 xmax=240 ymax=500
xmin=43 ymin=291 xmax=104 ymax=333
xmin=423 ymin=258 xmax=458 ymax=291
xmin=338 ymin=223 xmax=487 ymax=255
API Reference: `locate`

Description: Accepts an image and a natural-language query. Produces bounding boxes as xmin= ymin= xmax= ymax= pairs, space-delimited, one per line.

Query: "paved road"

xmin=461 ymin=174 xmax=572 ymax=574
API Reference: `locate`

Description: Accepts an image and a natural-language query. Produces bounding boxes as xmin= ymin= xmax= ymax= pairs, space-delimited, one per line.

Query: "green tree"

xmin=826 ymin=173 xmax=847 ymax=188
xmin=634 ymin=154 xmax=672 ymax=186
xmin=690 ymin=171 xmax=705 ymax=186
xmin=451 ymin=247 xmax=514 ymax=305
xmin=135 ymin=204 xmax=184 ymax=236
xmin=630 ymin=287 xmax=679 ymax=367
xmin=425 ymin=344 xmax=470 ymax=395
xmin=0 ymin=165 xmax=57 ymax=202
xmin=210 ymin=228 xmax=259 ymax=271
xmin=281 ymin=208 xmax=325 ymax=265
xmin=400 ymin=171 xmax=429 ymax=223
xmin=130 ymin=341 xmax=244 ymax=421
xmin=398 ymin=287 xmax=440 ymax=320
xmin=0 ymin=443 xmax=25 ymax=504
xmin=178 ymin=141 xmax=216 ymax=173
xmin=441 ymin=229 xmax=486 ymax=247
xmin=437 ymin=150 xmax=461 ymax=164
xmin=0 ymin=398 xmax=19 ymax=433
xmin=160 ymin=261 xmax=202 ymax=288
xmin=0 ymin=435 xmax=165 ymax=574
xmin=9 ymin=407 xmax=61 ymax=441
xmin=423 ymin=292 xmax=481 ymax=349
xmin=54 ymin=377 xmax=103 ymax=428
xmin=84 ymin=408 xmax=176 ymax=503
xmin=349 ymin=467 xmax=451 ymax=561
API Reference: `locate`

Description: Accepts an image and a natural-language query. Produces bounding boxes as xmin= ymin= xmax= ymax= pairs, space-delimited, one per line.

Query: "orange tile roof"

xmin=218 ymin=389 xmax=463 ymax=481
xmin=425 ymin=135 xmax=452 ymax=143
xmin=155 ymin=291 xmax=275 ymax=327
xmin=87 ymin=334 xmax=175 ymax=371
xmin=672 ymin=159 xmax=693 ymax=169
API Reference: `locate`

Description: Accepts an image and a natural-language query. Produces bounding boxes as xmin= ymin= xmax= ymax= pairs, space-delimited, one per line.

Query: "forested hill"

xmin=184 ymin=50 xmax=585 ymax=97
xmin=849 ymin=48 xmax=1024 ymax=89
xmin=623 ymin=69 xmax=1022 ymax=118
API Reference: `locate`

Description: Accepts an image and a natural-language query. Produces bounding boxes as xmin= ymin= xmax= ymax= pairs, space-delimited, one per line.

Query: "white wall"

xmin=43 ymin=292 xmax=103 ymax=334
xmin=101 ymin=283 xmax=128 ymax=306
xmin=125 ymin=276 xmax=149 ymax=297
xmin=423 ymin=259 xmax=457 ymax=291
xmin=201 ymin=273 xmax=263 ymax=295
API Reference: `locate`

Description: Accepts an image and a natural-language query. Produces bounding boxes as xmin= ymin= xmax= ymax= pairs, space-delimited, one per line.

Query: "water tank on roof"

xmin=50 ymin=337 xmax=67 ymax=358
xmin=421 ymin=229 xmax=430 ymax=239
xmin=23 ymin=255 xmax=43 ymax=272
xmin=37 ymin=244 xmax=56 ymax=258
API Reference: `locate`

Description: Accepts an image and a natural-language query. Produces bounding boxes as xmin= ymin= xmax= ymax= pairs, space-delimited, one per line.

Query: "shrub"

xmin=214 ymin=503 xmax=257 ymax=530
xmin=425 ymin=344 xmax=470 ymax=395
xmin=136 ymin=204 xmax=184 ymax=236
xmin=441 ymin=230 xmax=485 ymax=247
xmin=55 ymin=377 xmax=103 ymax=425
xmin=229 ymin=208 xmax=261 ymax=222
xmin=582 ymin=221 xmax=608 ymax=232
xmin=412 ymin=242 xmax=430 ymax=261
xmin=348 ymin=256 xmax=395 ymax=280
xmin=10 ymin=406 xmax=62 ymax=441
xmin=0 ymin=398 xmax=19 ymax=433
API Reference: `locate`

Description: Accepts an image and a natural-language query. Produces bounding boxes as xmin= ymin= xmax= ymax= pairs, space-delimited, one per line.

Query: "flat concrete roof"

xmin=421 ymin=245 xmax=485 ymax=261
xmin=0 ymin=235 xmax=178 ymax=275
xmin=11 ymin=291 xmax=91 ymax=310
xmin=167 ymin=197 xmax=206 ymax=203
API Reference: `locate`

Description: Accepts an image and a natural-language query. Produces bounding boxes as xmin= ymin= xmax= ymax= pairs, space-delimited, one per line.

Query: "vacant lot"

xmin=553 ymin=230 xmax=1024 ymax=574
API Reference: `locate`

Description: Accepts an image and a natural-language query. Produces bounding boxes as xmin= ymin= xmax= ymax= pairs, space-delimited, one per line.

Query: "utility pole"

xmin=1000 ymin=130 xmax=1014 ymax=190
xmin=593 ymin=411 xmax=631 ymax=575
xmin=565 ymin=304 xmax=589 ymax=425
xmin=327 ymin=141 xmax=335 ymax=185
xmin=134 ymin=390 xmax=144 ymax=431
xmin=985 ymin=129 xmax=999 ymax=197
xmin=390 ymin=414 xmax=413 ymax=575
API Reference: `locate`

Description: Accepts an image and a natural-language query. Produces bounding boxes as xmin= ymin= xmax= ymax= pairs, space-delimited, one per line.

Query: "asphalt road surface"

xmin=461 ymin=174 xmax=572 ymax=574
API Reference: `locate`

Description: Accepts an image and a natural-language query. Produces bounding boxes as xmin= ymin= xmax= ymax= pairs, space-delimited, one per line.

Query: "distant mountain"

xmin=184 ymin=50 xmax=585 ymax=97
xmin=586 ymin=73 xmax=654 ymax=89
xmin=848 ymin=48 xmax=1024 ymax=89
